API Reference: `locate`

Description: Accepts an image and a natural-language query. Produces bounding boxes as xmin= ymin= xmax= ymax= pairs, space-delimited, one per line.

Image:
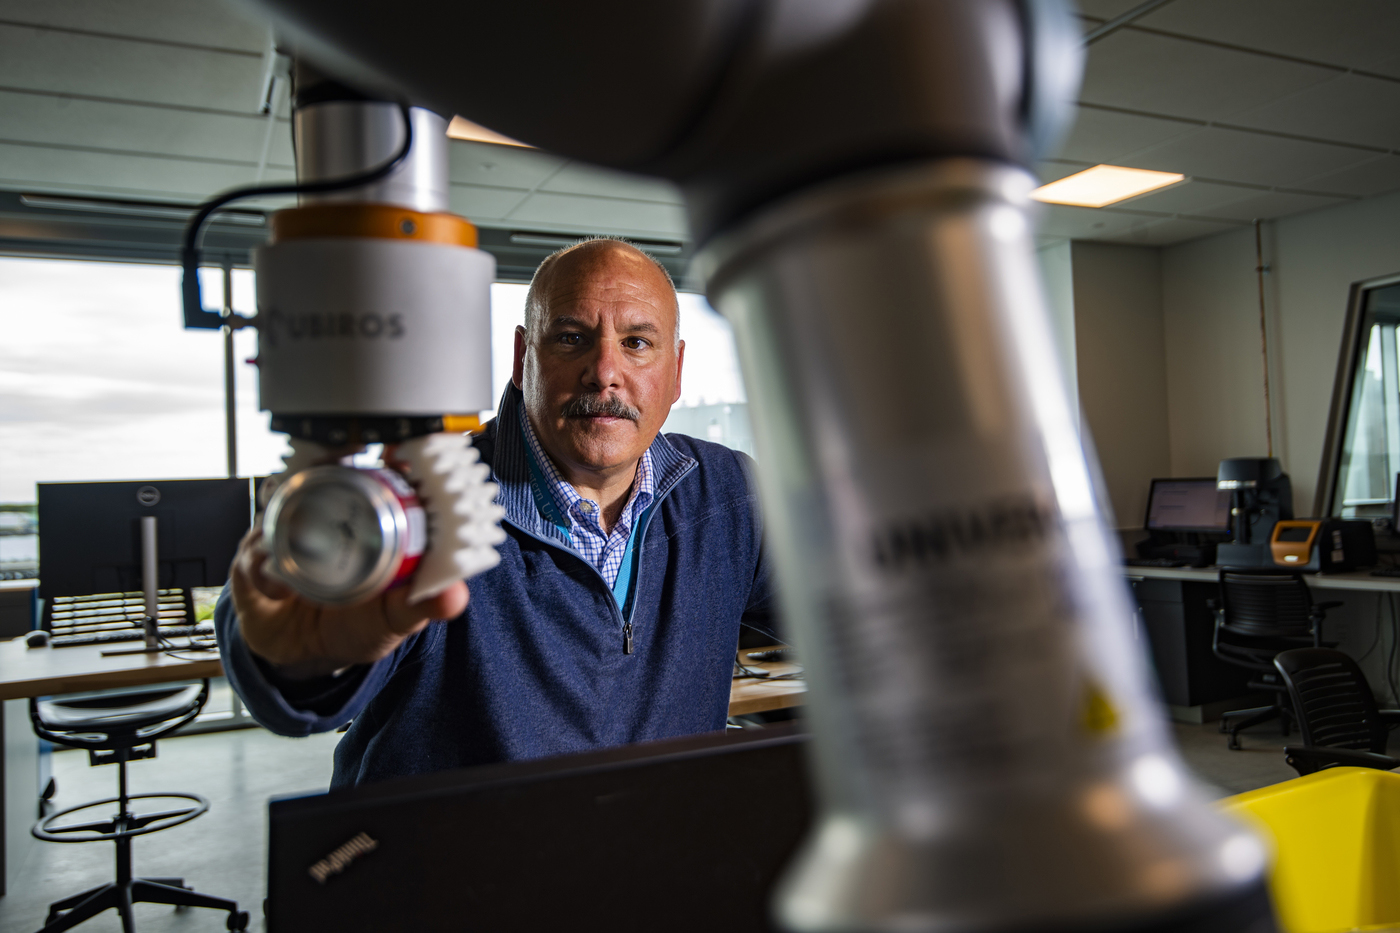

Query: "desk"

xmin=1123 ymin=564 xmax=1400 ymax=594
xmin=1122 ymin=565 xmax=1400 ymax=722
xmin=729 ymin=646 xmax=806 ymax=717
xmin=0 ymin=639 xmax=223 ymax=895
xmin=0 ymin=638 xmax=223 ymax=701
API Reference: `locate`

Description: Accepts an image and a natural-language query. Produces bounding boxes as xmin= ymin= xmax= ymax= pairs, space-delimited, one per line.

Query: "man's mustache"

xmin=561 ymin=394 xmax=640 ymax=422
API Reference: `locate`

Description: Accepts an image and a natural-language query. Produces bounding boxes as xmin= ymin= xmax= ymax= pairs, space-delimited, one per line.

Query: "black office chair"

xmin=1274 ymin=648 xmax=1400 ymax=776
xmin=1209 ymin=571 xmax=1340 ymax=750
xmin=29 ymin=681 xmax=249 ymax=932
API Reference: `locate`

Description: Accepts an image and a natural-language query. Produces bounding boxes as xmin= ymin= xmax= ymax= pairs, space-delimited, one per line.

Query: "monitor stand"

xmin=103 ymin=516 xmax=166 ymax=656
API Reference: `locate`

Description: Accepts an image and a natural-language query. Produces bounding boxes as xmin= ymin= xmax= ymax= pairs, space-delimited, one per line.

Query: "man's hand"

xmin=229 ymin=527 xmax=469 ymax=680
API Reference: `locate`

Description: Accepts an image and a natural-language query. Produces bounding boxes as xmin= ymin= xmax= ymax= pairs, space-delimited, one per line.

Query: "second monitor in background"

xmin=37 ymin=478 xmax=252 ymax=649
xmin=1136 ymin=478 xmax=1232 ymax=567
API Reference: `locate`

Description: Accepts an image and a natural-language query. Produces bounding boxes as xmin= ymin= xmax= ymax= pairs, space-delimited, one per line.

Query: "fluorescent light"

xmin=447 ymin=116 xmax=532 ymax=148
xmin=19 ymin=194 xmax=267 ymax=225
xmin=1031 ymin=165 xmax=1185 ymax=208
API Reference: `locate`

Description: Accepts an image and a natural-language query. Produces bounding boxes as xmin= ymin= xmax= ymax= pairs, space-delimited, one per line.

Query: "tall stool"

xmin=30 ymin=681 xmax=248 ymax=932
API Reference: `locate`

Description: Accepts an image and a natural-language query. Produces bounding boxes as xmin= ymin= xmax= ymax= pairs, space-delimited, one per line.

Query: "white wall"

xmin=1071 ymin=242 xmax=1172 ymax=529
xmin=1161 ymin=188 xmax=1400 ymax=516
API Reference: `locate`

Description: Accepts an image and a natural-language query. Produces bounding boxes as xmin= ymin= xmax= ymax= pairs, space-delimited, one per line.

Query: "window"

xmin=1320 ymin=277 xmax=1400 ymax=520
xmin=1 ymin=258 xmax=750 ymax=516
xmin=0 ymin=257 xmax=282 ymax=503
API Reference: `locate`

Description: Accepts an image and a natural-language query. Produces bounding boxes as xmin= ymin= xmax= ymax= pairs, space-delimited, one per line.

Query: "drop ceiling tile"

xmin=1080 ymin=28 xmax=1337 ymax=123
xmin=1367 ymin=53 xmax=1400 ymax=81
xmin=1129 ymin=126 xmax=1376 ymax=188
xmin=0 ymin=142 xmax=293 ymax=202
xmin=0 ymin=0 xmax=270 ymax=53
xmin=1111 ymin=178 xmax=1249 ymax=215
xmin=1132 ymin=0 xmax=1400 ymax=73
xmin=506 ymin=192 xmax=688 ymax=238
xmin=540 ymin=162 xmax=683 ymax=204
xmin=447 ymin=141 xmax=567 ymax=191
xmin=0 ymin=24 xmax=264 ymax=114
xmin=1104 ymin=216 xmax=1244 ymax=247
xmin=0 ymin=90 xmax=294 ymax=168
xmin=1031 ymin=203 xmax=1149 ymax=241
xmin=1035 ymin=161 xmax=1089 ymax=184
xmin=1054 ymin=106 xmax=1198 ymax=164
xmin=1225 ymin=74 xmax=1400 ymax=150
xmin=1292 ymin=154 xmax=1400 ymax=198
xmin=447 ymin=184 xmax=532 ymax=223
xmin=1194 ymin=190 xmax=1350 ymax=222
xmin=1077 ymin=1 xmax=1145 ymax=19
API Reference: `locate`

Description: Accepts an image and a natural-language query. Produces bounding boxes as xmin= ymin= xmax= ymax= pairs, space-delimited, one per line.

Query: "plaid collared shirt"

xmin=520 ymin=405 xmax=655 ymax=587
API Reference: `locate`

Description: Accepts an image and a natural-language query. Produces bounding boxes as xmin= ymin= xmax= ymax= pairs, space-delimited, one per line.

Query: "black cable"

xmin=1383 ymin=591 xmax=1394 ymax=700
xmin=1359 ymin=590 xmax=1385 ymax=663
xmin=180 ymin=101 xmax=415 ymax=328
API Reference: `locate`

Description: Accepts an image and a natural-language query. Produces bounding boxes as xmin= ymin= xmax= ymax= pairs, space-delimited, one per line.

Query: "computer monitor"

xmin=1144 ymin=478 xmax=1232 ymax=534
xmin=37 ymin=478 xmax=252 ymax=598
xmin=267 ymin=726 xmax=812 ymax=932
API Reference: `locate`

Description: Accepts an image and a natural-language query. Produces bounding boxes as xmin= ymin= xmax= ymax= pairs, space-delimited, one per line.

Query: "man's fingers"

xmin=233 ymin=527 xmax=294 ymax=601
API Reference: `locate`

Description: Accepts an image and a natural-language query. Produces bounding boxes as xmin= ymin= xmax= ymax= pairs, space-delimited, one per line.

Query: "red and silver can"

xmin=262 ymin=465 xmax=427 ymax=605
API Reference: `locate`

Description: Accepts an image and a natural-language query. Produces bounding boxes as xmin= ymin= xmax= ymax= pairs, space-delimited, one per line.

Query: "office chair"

xmin=1274 ymin=648 xmax=1400 ymax=776
xmin=29 ymin=681 xmax=249 ymax=932
xmin=1209 ymin=571 xmax=1341 ymax=750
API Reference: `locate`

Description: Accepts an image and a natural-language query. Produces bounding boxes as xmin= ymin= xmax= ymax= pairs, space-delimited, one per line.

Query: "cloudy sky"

xmin=1 ymin=258 xmax=745 ymax=503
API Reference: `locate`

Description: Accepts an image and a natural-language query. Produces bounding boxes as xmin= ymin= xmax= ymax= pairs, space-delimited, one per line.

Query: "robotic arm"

xmin=195 ymin=1 xmax=1279 ymax=929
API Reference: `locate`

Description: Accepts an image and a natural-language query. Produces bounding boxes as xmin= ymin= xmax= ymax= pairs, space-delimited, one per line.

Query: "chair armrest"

xmin=1283 ymin=745 xmax=1400 ymax=776
xmin=1314 ymin=601 xmax=1344 ymax=612
xmin=1377 ymin=710 xmax=1400 ymax=726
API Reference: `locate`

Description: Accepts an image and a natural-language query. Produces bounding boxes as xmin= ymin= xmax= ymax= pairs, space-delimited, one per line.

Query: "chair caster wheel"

xmin=228 ymin=909 xmax=250 ymax=930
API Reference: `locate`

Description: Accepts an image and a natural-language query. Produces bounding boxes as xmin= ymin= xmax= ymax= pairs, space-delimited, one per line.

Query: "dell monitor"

xmin=37 ymin=478 xmax=252 ymax=648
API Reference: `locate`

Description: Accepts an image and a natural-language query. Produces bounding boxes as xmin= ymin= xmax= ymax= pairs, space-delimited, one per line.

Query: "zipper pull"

xmin=623 ymin=622 xmax=634 ymax=655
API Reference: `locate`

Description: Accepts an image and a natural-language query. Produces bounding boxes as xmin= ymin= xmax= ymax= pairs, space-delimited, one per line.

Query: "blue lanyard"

xmin=522 ymin=434 xmax=572 ymax=545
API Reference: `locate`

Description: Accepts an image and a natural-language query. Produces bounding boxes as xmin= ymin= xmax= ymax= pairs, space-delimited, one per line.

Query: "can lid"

xmin=262 ymin=466 xmax=411 ymax=605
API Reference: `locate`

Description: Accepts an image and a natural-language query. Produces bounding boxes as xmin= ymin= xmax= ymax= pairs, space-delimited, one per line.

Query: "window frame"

xmin=1315 ymin=270 xmax=1400 ymax=521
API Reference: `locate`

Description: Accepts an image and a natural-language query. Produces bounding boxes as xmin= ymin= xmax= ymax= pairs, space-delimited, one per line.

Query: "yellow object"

xmin=1079 ymin=679 xmax=1119 ymax=736
xmin=1271 ymin=519 xmax=1322 ymax=566
xmin=1222 ymin=767 xmax=1400 ymax=932
xmin=442 ymin=414 xmax=484 ymax=434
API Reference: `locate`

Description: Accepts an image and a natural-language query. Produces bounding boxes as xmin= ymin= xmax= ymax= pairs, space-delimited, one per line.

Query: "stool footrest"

xmin=34 ymin=792 xmax=208 ymax=843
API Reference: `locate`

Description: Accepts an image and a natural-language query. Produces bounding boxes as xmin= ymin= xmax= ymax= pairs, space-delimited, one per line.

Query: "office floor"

xmin=0 ymin=728 xmax=340 ymax=933
xmin=0 ymin=718 xmax=1391 ymax=932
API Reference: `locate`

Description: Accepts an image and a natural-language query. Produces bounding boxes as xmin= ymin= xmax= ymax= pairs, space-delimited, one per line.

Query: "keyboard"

xmin=1124 ymin=558 xmax=1190 ymax=568
xmin=50 ymin=624 xmax=214 ymax=648
xmin=747 ymin=647 xmax=794 ymax=663
xmin=1370 ymin=568 xmax=1400 ymax=578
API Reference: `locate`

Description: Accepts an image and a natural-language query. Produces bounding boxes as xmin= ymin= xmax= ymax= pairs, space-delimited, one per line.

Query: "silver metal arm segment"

xmin=237 ymin=1 xmax=1279 ymax=930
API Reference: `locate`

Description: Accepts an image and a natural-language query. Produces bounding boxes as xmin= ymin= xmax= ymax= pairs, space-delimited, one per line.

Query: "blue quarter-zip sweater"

xmin=215 ymin=384 xmax=774 ymax=788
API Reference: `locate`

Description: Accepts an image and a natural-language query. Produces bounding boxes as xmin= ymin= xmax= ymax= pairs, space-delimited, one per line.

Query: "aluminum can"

xmin=262 ymin=465 xmax=426 ymax=605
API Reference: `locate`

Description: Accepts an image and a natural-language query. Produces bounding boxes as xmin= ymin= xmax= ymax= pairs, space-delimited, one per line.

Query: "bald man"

xmin=216 ymin=238 xmax=775 ymax=787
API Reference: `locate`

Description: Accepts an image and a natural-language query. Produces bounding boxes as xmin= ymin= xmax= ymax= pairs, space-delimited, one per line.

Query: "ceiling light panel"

xmin=447 ymin=116 xmax=532 ymax=148
xmin=1032 ymin=164 xmax=1186 ymax=207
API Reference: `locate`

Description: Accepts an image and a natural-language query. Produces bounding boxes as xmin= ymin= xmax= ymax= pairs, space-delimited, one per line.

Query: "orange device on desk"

xmin=1270 ymin=519 xmax=1377 ymax=572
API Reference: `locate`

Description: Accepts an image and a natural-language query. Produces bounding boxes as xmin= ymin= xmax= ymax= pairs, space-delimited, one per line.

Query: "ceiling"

xmin=0 ymin=0 xmax=1397 ymax=251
